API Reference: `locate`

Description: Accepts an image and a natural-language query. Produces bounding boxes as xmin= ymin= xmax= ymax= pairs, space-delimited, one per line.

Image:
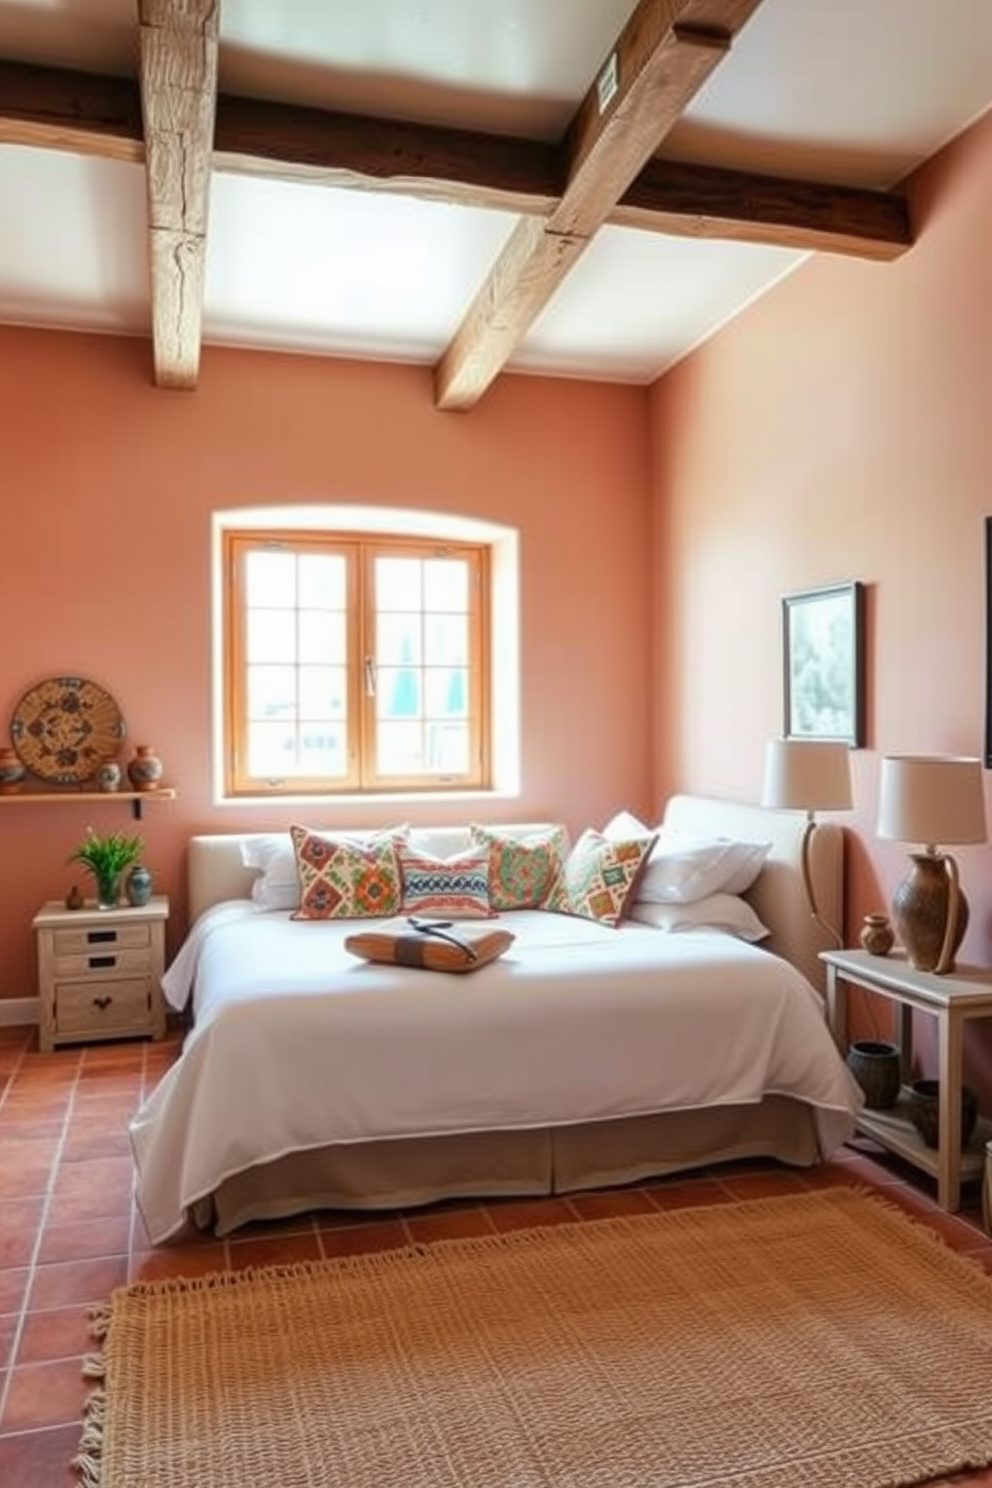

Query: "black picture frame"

xmin=985 ymin=518 xmax=992 ymax=768
xmin=783 ymin=581 xmax=864 ymax=747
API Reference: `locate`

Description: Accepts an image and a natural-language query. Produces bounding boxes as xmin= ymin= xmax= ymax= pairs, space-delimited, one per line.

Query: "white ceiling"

xmin=1 ymin=0 xmax=991 ymax=388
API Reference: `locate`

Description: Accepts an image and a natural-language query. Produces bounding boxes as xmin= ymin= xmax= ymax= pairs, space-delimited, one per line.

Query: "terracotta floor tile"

xmin=0 ymin=1423 xmax=83 ymax=1488
xmin=0 ymin=1268 xmax=30 ymax=1315
xmin=60 ymin=1122 xmax=131 ymax=1162
xmin=46 ymin=1181 xmax=133 ymax=1228
xmin=318 ymin=1218 xmax=409 ymax=1258
xmin=128 ymin=1243 xmax=228 ymax=1284
xmin=484 ymin=1196 xmax=579 ymax=1233
xmin=642 ymin=1177 xmax=737 ymax=1211
xmin=2 ymin=1356 xmax=90 ymax=1431
xmin=0 ymin=1140 xmax=59 ymax=1201
xmin=0 ymin=1314 xmax=17 ymax=1370
xmin=228 ymin=1232 xmax=323 ymax=1270
xmin=708 ymin=1168 xmax=814 ymax=1202
xmin=16 ymin=1305 xmax=95 ymax=1365
xmin=0 ymin=1195 xmax=44 ymax=1268
xmin=37 ymin=1214 xmax=131 ymax=1265
xmin=564 ymin=1187 xmax=658 ymax=1221
xmin=405 ymin=1204 xmax=496 ymax=1244
xmin=0 ymin=1119 xmax=64 ymax=1144
xmin=28 ymin=1255 xmax=128 ymax=1312
xmin=51 ymin=1155 xmax=133 ymax=1202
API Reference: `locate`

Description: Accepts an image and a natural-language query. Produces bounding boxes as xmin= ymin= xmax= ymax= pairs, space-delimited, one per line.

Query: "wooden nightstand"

xmin=822 ymin=947 xmax=992 ymax=1212
xmin=33 ymin=896 xmax=168 ymax=1052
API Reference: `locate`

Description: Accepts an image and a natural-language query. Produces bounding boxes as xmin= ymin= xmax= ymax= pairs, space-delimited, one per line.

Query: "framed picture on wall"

xmin=782 ymin=581 xmax=864 ymax=746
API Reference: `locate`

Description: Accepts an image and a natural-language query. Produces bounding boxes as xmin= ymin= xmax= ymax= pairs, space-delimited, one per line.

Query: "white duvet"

xmin=132 ymin=903 xmax=862 ymax=1242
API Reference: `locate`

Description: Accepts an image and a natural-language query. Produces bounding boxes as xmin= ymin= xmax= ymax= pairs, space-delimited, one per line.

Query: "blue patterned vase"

xmin=126 ymin=865 xmax=153 ymax=908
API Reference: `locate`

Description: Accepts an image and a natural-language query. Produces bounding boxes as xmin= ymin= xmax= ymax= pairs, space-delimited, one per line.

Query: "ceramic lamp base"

xmin=892 ymin=851 xmax=967 ymax=975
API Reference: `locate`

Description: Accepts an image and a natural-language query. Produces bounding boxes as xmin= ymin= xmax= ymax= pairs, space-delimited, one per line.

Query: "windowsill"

xmin=213 ymin=788 xmax=522 ymax=810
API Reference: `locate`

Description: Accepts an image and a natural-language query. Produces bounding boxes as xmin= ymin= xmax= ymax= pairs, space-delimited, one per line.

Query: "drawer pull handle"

xmin=89 ymin=956 xmax=116 ymax=970
xmin=86 ymin=930 xmax=116 ymax=945
xmin=92 ymin=996 xmax=113 ymax=1011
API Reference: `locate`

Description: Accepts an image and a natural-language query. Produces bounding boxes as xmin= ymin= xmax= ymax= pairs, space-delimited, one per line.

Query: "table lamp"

xmin=762 ymin=737 xmax=853 ymax=945
xmin=877 ymin=754 xmax=987 ymax=974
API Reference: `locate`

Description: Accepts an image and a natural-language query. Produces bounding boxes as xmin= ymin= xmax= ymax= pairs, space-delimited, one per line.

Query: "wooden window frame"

xmin=224 ymin=529 xmax=491 ymax=798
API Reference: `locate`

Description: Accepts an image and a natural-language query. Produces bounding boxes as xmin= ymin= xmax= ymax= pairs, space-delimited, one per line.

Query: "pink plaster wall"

xmin=0 ymin=335 xmax=652 ymax=1000
xmin=648 ymin=106 xmax=992 ymax=1085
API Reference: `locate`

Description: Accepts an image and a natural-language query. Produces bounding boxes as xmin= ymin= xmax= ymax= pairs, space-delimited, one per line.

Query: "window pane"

xmin=247 ymin=721 xmax=296 ymax=778
xmin=376 ymin=557 xmax=422 ymax=611
xmin=427 ymin=722 xmax=469 ymax=773
xmin=424 ymin=559 xmax=468 ymax=611
xmin=245 ymin=551 xmax=296 ymax=607
xmin=376 ymin=612 xmax=422 ymax=666
xmin=298 ymin=729 xmax=348 ymax=777
xmin=299 ymin=666 xmax=346 ymax=720
xmin=248 ymin=665 xmax=297 ymax=721
xmin=298 ymin=553 xmax=346 ymax=609
xmin=424 ymin=614 xmax=467 ymax=665
xmin=247 ymin=609 xmax=296 ymax=662
xmin=298 ymin=609 xmax=345 ymax=665
xmin=376 ymin=720 xmax=423 ymax=774
xmin=425 ymin=667 xmax=467 ymax=719
xmin=377 ymin=666 xmax=421 ymax=719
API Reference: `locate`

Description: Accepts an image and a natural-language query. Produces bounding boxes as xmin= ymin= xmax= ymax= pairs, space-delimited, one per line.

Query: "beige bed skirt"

xmin=193 ymin=1096 xmax=821 ymax=1236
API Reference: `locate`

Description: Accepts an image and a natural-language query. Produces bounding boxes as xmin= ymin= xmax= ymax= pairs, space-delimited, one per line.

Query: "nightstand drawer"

xmin=53 ymin=922 xmax=151 ymax=956
xmin=54 ymin=977 xmax=155 ymax=1037
xmin=53 ymin=947 xmax=153 ymax=979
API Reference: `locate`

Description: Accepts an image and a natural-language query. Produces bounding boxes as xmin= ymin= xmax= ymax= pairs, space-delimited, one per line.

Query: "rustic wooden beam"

xmin=434 ymin=0 xmax=766 ymax=411
xmin=616 ymin=158 xmax=912 ymax=260
xmin=137 ymin=0 xmax=218 ymax=390
xmin=0 ymin=57 xmax=911 ymax=261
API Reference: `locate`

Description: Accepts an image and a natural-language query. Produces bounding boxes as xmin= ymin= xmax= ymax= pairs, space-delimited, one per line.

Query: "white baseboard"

xmin=0 ymin=997 xmax=39 ymax=1027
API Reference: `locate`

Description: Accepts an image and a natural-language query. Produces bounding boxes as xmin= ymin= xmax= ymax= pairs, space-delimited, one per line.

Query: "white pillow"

xmin=240 ymin=834 xmax=297 ymax=911
xmin=602 ymin=812 xmax=770 ymax=905
xmin=627 ymin=894 xmax=770 ymax=942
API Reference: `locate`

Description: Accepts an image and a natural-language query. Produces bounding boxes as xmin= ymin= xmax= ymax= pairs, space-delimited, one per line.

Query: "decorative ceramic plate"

xmin=11 ymin=677 xmax=126 ymax=784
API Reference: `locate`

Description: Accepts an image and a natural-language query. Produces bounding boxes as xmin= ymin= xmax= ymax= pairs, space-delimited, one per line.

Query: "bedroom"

xmin=3 ymin=0 xmax=992 ymax=1480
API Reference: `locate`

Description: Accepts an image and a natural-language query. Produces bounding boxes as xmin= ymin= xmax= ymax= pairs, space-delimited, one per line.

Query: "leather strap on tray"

xmin=404 ymin=916 xmax=479 ymax=963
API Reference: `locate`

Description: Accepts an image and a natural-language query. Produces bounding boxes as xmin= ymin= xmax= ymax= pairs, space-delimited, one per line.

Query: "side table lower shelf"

xmin=853 ymin=1092 xmax=991 ymax=1189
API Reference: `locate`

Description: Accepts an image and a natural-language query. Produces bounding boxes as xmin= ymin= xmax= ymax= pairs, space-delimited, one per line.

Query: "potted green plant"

xmin=68 ymin=827 xmax=144 ymax=910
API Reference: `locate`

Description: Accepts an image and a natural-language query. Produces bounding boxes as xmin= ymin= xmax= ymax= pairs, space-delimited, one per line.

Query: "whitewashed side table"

xmin=822 ymin=947 xmax=992 ymax=1214
xmin=33 ymin=895 xmax=168 ymax=1052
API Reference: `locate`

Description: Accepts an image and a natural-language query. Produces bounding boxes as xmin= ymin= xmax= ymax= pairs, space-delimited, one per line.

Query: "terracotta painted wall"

xmin=0 ymin=334 xmax=652 ymax=1001
xmin=647 ymin=106 xmax=992 ymax=1085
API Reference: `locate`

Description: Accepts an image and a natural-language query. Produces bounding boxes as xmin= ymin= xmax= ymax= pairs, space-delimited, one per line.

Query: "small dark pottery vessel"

xmin=846 ymin=1040 xmax=901 ymax=1110
xmin=906 ymin=1079 xmax=978 ymax=1150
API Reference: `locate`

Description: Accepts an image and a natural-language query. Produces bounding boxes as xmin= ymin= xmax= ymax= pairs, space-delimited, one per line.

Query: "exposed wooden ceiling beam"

xmin=616 ymin=158 xmax=911 ymax=260
xmin=0 ymin=57 xmax=912 ymax=263
xmin=433 ymin=0 xmax=767 ymax=411
xmin=137 ymin=0 xmax=218 ymax=390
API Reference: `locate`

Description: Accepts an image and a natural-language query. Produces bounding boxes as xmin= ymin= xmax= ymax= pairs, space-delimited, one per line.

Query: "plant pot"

xmin=846 ymin=1040 xmax=901 ymax=1109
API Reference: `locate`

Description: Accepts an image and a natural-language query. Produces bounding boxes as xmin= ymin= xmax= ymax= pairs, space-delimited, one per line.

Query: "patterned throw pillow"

xmin=469 ymin=824 xmax=568 ymax=910
xmin=398 ymin=842 xmax=494 ymax=919
xmin=545 ymin=828 xmax=655 ymax=927
xmin=290 ymin=826 xmax=404 ymax=921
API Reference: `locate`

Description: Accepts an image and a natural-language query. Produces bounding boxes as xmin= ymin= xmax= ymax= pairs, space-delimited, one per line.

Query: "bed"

xmin=130 ymin=794 xmax=862 ymax=1243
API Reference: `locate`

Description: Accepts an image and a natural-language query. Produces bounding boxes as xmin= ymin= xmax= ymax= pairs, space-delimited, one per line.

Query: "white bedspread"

xmin=132 ymin=904 xmax=861 ymax=1242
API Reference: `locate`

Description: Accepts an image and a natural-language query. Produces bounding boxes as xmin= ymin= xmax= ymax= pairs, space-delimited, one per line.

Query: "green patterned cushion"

xmin=545 ymin=828 xmax=655 ymax=927
xmin=290 ymin=826 xmax=404 ymax=921
xmin=469 ymin=824 xmax=568 ymax=910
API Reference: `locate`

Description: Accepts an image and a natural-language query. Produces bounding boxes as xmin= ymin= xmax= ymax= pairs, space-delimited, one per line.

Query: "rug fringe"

xmin=73 ymin=1386 xmax=105 ymax=1488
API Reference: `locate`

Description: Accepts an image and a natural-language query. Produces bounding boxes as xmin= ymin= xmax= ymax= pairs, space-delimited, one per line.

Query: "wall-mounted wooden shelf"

xmin=0 ymin=787 xmax=177 ymax=820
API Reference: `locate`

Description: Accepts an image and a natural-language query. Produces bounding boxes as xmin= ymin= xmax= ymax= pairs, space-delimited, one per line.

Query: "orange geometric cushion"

xmin=290 ymin=826 xmax=404 ymax=921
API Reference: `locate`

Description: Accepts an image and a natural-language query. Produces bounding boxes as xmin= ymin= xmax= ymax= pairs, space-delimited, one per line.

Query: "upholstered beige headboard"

xmin=186 ymin=795 xmax=843 ymax=994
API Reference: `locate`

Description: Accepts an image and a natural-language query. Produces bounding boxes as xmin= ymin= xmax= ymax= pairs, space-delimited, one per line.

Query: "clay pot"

xmin=859 ymin=913 xmax=895 ymax=957
xmin=0 ymin=746 xmax=26 ymax=794
xmin=127 ymin=745 xmax=164 ymax=792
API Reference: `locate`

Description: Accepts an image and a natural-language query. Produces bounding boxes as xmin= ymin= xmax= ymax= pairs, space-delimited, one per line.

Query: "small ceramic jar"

xmin=126 ymin=864 xmax=153 ymax=908
xmin=95 ymin=760 xmax=122 ymax=793
xmin=0 ymin=746 xmax=26 ymax=794
xmin=127 ymin=745 xmax=164 ymax=792
xmin=860 ymin=913 xmax=895 ymax=957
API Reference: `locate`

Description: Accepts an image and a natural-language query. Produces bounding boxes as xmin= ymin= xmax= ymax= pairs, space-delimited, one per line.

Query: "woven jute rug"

xmin=77 ymin=1187 xmax=992 ymax=1488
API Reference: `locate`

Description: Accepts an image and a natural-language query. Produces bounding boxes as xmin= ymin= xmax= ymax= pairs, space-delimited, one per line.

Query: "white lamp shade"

xmin=877 ymin=754 xmax=987 ymax=847
xmin=761 ymin=738 xmax=853 ymax=813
